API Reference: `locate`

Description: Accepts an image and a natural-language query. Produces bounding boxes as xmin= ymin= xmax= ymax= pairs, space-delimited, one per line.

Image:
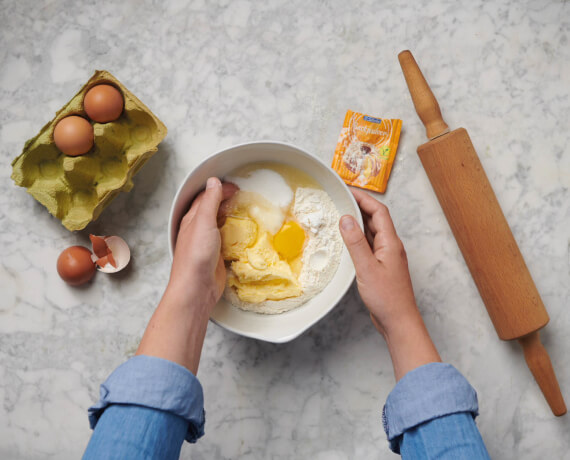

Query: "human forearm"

xmin=135 ymin=179 xmax=234 ymax=374
xmin=339 ymin=193 xmax=488 ymax=456
xmin=381 ymin=310 xmax=441 ymax=381
xmin=136 ymin=284 xmax=212 ymax=374
xmin=84 ymin=179 xmax=231 ymax=456
xmin=340 ymin=192 xmax=441 ymax=382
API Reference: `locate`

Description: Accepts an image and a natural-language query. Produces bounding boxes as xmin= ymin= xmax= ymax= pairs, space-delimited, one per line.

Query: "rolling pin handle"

xmin=398 ymin=50 xmax=450 ymax=140
xmin=518 ymin=331 xmax=567 ymax=416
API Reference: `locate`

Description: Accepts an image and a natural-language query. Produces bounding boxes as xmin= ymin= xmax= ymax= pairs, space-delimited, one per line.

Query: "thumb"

xmin=339 ymin=215 xmax=378 ymax=278
xmin=196 ymin=177 xmax=223 ymax=226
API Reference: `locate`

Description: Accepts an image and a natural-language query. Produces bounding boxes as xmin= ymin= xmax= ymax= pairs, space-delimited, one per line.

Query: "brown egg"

xmin=84 ymin=84 xmax=124 ymax=123
xmin=53 ymin=116 xmax=94 ymax=156
xmin=57 ymin=246 xmax=96 ymax=286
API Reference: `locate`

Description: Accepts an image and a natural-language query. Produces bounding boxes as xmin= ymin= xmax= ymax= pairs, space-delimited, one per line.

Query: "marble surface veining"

xmin=1 ymin=0 xmax=569 ymax=458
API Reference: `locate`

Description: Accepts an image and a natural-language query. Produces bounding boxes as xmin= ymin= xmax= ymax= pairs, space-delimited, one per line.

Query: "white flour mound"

xmin=224 ymin=187 xmax=343 ymax=314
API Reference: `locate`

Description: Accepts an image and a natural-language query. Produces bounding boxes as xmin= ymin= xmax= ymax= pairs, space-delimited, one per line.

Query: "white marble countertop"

xmin=1 ymin=1 xmax=569 ymax=458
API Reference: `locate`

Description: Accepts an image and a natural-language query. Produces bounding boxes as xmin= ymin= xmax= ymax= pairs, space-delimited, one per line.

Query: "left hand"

xmin=168 ymin=177 xmax=238 ymax=311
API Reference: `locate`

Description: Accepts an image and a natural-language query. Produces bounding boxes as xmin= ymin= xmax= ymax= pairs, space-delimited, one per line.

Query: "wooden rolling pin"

xmin=398 ymin=50 xmax=566 ymax=416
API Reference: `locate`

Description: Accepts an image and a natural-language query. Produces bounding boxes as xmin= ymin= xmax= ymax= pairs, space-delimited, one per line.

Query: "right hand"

xmin=339 ymin=189 xmax=420 ymax=338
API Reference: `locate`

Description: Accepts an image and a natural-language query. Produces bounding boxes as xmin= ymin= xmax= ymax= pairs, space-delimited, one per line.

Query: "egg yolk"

xmin=273 ymin=221 xmax=305 ymax=260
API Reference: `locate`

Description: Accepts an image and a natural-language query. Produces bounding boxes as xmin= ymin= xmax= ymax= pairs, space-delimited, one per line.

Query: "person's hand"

xmin=168 ymin=177 xmax=238 ymax=311
xmin=137 ymin=177 xmax=237 ymax=374
xmin=339 ymin=189 xmax=440 ymax=380
xmin=339 ymin=189 xmax=418 ymax=337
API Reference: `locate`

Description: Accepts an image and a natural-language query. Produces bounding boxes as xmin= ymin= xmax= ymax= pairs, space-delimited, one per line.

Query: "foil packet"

xmin=332 ymin=110 xmax=402 ymax=193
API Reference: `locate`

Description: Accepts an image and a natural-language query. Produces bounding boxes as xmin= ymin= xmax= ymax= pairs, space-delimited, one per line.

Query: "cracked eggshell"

xmin=91 ymin=235 xmax=130 ymax=273
xmin=89 ymin=234 xmax=108 ymax=258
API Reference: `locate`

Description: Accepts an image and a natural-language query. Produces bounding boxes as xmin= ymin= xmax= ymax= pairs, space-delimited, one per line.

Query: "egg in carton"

xmin=11 ymin=70 xmax=167 ymax=231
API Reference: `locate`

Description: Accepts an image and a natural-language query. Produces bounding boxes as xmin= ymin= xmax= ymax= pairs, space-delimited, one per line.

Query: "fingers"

xmin=365 ymin=226 xmax=374 ymax=247
xmin=339 ymin=215 xmax=379 ymax=279
xmin=351 ymin=189 xmax=399 ymax=242
xmin=183 ymin=180 xmax=238 ymax=227
xmin=217 ymin=182 xmax=239 ymax=225
xmin=195 ymin=177 xmax=223 ymax=225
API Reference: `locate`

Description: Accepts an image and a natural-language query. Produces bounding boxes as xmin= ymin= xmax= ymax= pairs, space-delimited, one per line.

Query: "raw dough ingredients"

xmin=220 ymin=164 xmax=342 ymax=314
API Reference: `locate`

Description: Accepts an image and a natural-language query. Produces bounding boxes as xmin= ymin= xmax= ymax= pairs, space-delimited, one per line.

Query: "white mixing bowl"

xmin=168 ymin=141 xmax=363 ymax=343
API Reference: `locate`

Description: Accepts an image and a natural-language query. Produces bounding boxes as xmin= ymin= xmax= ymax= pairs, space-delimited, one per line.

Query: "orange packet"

xmin=331 ymin=110 xmax=402 ymax=193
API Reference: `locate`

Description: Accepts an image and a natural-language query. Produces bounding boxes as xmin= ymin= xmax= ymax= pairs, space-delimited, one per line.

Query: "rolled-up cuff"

xmin=88 ymin=355 xmax=205 ymax=443
xmin=382 ymin=362 xmax=479 ymax=453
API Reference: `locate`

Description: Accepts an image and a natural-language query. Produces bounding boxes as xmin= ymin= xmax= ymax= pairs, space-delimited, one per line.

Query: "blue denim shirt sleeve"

xmin=399 ymin=412 xmax=491 ymax=459
xmin=383 ymin=362 xmax=489 ymax=458
xmin=83 ymin=404 xmax=190 ymax=459
xmin=87 ymin=355 xmax=205 ymax=443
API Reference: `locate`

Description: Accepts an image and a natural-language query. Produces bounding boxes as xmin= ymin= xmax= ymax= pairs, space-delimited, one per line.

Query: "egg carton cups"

xmin=11 ymin=70 xmax=167 ymax=231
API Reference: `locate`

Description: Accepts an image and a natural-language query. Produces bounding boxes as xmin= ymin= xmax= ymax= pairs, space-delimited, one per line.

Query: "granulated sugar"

xmin=227 ymin=169 xmax=293 ymax=209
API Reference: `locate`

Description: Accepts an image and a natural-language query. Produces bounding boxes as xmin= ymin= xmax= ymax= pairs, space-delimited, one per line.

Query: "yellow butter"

xmin=220 ymin=217 xmax=257 ymax=260
xmin=227 ymin=231 xmax=301 ymax=302
xmin=228 ymin=277 xmax=302 ymax=303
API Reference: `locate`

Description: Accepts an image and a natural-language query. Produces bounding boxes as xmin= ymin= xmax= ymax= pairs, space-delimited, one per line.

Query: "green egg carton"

xmin=11 ymin=70 xmax=167 ymax=231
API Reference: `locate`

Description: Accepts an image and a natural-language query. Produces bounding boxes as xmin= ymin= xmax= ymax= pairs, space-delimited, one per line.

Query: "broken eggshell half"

xmin=89 ymin=234 xmax=130 ymax=273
